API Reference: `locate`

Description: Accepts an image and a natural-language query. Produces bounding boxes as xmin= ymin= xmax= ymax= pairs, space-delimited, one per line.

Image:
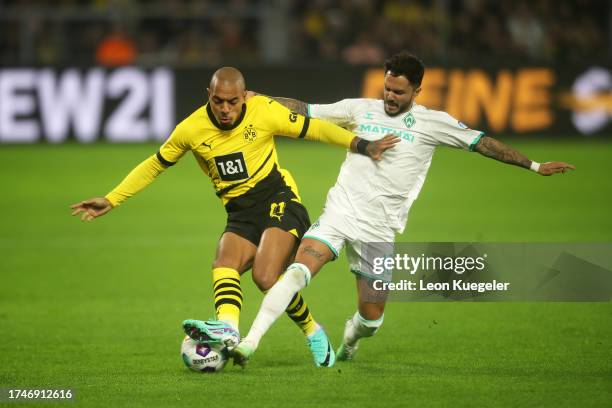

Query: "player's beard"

xmin=384 ymin=101 xmax=405 ymax=116
xmin=384 ymin=99 xmax=412 ymax=117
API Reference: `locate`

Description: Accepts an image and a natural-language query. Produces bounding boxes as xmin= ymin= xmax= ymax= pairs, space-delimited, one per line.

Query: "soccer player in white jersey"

xmin=224 ymin=51 xmax=575 ymax=367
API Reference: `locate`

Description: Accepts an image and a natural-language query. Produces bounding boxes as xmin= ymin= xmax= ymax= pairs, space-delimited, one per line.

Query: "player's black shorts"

xmin=224 ymin=188 xmax=311 ymax=246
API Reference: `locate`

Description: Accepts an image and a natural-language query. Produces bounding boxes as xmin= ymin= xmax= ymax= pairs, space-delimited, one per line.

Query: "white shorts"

xmin=303 ymin=206 xmax=396 ymax=282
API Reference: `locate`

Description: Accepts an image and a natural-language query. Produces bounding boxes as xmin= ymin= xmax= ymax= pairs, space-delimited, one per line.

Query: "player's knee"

xmin=252 ymin=262 xmax=311 ymax=293
xmin=251 ymin=269 xmax=277 ymax=292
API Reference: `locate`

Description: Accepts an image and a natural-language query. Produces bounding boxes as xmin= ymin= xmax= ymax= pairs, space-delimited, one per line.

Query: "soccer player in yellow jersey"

xmin=71 ymin=67 xmax=399 ymax=367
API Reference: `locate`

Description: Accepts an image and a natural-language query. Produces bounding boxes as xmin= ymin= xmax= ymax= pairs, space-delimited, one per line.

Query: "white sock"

xmin=344 ymin=312 xmax=384 ymax=347
xmin=243 ymin=263 xmax=311 ymax=349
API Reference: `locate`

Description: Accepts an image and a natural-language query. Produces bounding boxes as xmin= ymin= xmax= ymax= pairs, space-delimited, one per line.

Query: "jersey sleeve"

xmin=308 ymin=99 xmax=360 ymax=128
xmin=263 ymin=96 xmax=312 ymax=139
xmin=303 ymin=117 xmax=355 ymax=148
xmin=104 ymin=155 xmax=167 ymax=207
xmin=157 ymin=123 xmax=192 ymax=165
xmin=264 ymin=97 xmax=355 ymax=149
xmin=105 ymin=124 xmax=193 ymax=207
xmin=425 ymin=110 xmax=484 ymax=151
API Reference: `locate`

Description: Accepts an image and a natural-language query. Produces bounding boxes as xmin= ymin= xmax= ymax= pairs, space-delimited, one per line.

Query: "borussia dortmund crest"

xmin=244 ymin=124 xmax=257 ymax=142
xmin=403 ymin=113 xmax=415 ymax=129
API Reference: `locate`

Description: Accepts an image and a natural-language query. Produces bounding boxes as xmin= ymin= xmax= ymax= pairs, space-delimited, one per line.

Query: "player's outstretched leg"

xmin=182 ymin=319 xmax=240 ymax=348
xmin=336 ymin=312 xmax=383 ymax=361
xmin=252 ymin=228 xmax=323 ymax=350
xmin=234 ymin=325 xmax=335 ymax=368
xmin=232 ymin=263 xmax=314 ymax=366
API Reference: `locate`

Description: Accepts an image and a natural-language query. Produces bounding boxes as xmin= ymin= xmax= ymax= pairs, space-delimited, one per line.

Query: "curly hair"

xmin=384 ymin=51 xmax=425 ymax=87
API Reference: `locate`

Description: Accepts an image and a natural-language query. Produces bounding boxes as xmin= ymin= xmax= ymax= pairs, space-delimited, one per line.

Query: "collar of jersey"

xmin=206 ymin=103 xmax=247 ymax=131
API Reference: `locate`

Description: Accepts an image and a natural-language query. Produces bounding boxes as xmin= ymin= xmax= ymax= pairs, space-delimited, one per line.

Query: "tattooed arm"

xmin=474 ymin=136 xmax=531 ymax=169
xmin=270 ymin=97 xmax=308 ymax=116
xmin=246 ymin=91 xmax=308 ymax=115
xmin=474 ymin=136 xmax=575 ymax=176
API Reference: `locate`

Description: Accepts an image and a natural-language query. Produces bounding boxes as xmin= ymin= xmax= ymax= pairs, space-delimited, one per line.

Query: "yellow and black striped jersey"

xmin=105 ymin=95 xmax=356 ymax=210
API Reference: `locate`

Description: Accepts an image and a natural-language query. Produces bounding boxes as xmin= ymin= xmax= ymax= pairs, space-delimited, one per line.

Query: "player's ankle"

xmin=242 ymin=335 xmax=260 ymax=350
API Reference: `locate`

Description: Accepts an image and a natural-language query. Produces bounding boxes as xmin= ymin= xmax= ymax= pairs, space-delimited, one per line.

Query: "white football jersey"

xmin=308 ymin=98 xmax=483 ymax=233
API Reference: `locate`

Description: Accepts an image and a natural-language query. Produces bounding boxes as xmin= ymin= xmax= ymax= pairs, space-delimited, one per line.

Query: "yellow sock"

xmin=212 ymin=267 xmax=242 ymax=330
xmin=285 ymin=291 xmax=319 ymax=337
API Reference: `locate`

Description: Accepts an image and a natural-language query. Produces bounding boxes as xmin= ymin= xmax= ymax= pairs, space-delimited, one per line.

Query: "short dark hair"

xmin=384 ymin=51 xmax=425 ymax=87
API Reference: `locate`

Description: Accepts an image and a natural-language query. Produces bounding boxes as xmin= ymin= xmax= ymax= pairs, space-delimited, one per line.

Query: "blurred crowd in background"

xmin=0 ymin=0 xmax=610 ymax=66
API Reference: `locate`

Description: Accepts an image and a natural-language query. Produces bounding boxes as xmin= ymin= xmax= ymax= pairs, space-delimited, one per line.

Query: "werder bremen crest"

xmin=403 ymin=113 xmax=415 ymax=129
xmin=244 ymin=124 xmax=257 ymax=142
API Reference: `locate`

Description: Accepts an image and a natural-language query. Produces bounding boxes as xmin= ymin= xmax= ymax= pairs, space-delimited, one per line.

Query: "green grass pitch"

xmin=1 ymin=138 xmax=611 ymax=407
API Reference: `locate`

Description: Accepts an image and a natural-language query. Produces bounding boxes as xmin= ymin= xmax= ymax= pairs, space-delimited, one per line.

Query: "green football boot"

xmin=336 ymin=343 xmax=358 ymax=361
xmin=307 ymin=327 xmax=335 ymax=367
xmin=182 ymin=319 xmax=240 ymax=348
xmin=336 ymin=318 xmax=359 ymax=361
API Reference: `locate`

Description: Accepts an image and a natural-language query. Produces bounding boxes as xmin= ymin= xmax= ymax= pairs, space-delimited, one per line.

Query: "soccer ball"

xmin=180 ymin=336 xmax=229 ymax=373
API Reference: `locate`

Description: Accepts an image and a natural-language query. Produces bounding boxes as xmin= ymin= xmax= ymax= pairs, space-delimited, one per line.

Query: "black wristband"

xmin=356 ymin=139 xmax=370 ymax=156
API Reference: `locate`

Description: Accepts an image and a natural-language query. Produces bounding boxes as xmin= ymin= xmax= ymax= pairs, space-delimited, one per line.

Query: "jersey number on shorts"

xmin=214 ymin=152 xmax=249 ymax=181
xmin=270 ymin=202 xmax=286 ymax=221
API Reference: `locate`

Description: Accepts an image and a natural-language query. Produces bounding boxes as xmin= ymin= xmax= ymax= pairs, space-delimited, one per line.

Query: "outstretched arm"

xmin=70 ymin=154 xmax=167 ymax=221
xmin=262 ymin=92 xmax=399 ymax=160
xmin=70 ymin=124 xmax=190 ymax=222
xmin=474 ymin=136 xmax=575 ymax=176
xmin=304 ymin=115 xmax=399 ymax=161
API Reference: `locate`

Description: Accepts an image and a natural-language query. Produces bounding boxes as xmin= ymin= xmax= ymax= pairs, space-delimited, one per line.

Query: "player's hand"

xmin=70 ymin=197 xmax=113 ymax=222
xmin=367 ymin=134 xmax=401 ymax=161
xmin=245 ymin=91 xmax=258 ymax=100
xmin=538 ymin=162 xmax=576 ymax=176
